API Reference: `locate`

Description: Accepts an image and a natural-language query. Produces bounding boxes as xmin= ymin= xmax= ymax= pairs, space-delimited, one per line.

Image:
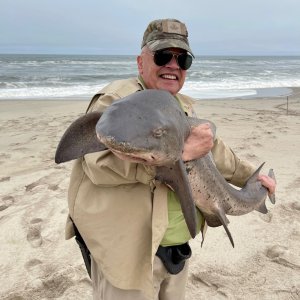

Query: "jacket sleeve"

xmin=82 ymin=92 xmax=155 ymax=187
xmin=82 ymin=151 xmax=155 ymax=186
xmin=212 ymin=136 xmax=256 ymax=187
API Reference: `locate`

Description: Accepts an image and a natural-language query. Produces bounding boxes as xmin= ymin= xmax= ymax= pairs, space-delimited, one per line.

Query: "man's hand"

xmin=258 ymin=174 xmax=276 ymax=196
xmin=182 ymin=123 xmax=214 ymax=162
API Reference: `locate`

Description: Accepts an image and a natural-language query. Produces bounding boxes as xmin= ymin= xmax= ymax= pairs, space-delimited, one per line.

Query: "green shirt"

xmin=160 ymin=190 xmax=203 ymax=246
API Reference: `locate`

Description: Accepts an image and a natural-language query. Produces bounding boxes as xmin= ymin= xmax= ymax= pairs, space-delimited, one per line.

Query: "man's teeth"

xmin=161 ymin=74 xmax=177 ymax=80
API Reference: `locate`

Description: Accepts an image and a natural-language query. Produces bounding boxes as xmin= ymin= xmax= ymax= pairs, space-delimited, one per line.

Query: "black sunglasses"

xmin=153 ymin=50 xmax=193 ymax=70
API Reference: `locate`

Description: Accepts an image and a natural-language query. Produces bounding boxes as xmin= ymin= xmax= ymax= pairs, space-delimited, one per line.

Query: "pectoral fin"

xmin=55 ymin=111 xmax=107 ymax=163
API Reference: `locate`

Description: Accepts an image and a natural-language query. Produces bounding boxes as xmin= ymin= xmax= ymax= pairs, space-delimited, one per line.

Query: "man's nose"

xmin=166 ymin=56 xmax=179 ymax=69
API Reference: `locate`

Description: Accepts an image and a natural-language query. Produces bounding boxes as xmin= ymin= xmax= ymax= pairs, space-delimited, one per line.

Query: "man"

xmin=65 ymin=19 xmax=276 ymax=300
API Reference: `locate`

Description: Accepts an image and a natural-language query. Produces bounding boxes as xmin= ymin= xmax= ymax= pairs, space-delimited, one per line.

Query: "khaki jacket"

xmin=65 ymin=77 xmax=255 ymax=299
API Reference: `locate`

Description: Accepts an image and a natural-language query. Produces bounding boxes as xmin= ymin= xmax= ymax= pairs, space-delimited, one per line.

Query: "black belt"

xmin=156 ymin=243 xmax=192 ymax=274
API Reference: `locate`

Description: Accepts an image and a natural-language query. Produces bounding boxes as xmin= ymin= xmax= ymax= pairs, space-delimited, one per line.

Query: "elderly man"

xmin=66 ymin=18 xmax=276 ymax=300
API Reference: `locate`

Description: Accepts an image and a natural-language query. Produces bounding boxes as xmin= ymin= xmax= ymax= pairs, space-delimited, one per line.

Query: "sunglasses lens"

xmin=154 ymin=51 xmax=173 ymax=66
xmin=153 ymin=51 xmax=193 ymax=70
xmin=177 ymin=53 xmax=193 ymax=70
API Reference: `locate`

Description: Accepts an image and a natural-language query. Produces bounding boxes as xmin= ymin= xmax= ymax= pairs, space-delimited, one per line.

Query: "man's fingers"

xmin=182 ymin=124 xmax=214 ymax=161
xmin=258 ymin=175 xmax=276 ymax=195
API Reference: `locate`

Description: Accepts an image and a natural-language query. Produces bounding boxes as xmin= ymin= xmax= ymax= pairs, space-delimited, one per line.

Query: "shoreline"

xmin=195 ymin=86 xmax=297 ymax=101
xmin=1 ymin=87 xmax=299 ymax=119
xmin=0 ymin=86 xmax=298 ymax=102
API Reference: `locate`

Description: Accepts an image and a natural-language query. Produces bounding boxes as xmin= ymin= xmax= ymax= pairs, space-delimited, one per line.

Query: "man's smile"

xmin=160 ymin=73 xmax=179 ymax=80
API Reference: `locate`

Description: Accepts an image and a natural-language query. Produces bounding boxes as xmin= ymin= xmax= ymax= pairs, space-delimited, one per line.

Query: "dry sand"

xmin=0 ymin=89 xmax=299 ymax=299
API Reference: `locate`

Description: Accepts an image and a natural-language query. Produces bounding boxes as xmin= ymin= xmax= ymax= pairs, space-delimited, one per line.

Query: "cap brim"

xmin=147 ymin=39 xmax=194 ymax=57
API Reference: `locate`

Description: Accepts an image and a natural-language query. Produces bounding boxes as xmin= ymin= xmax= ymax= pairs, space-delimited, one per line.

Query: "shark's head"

xmin=96 ymin=90 xmax=190 ymax=165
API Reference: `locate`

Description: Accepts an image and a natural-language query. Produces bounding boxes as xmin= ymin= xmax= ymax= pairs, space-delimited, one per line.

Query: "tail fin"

xmin=268 ymin=169 xmax=276 ymax=204
xmin=245 ymin=162 xmax=269 ymax=214
xmin=248 ymin=164 xmax=276 ymax=213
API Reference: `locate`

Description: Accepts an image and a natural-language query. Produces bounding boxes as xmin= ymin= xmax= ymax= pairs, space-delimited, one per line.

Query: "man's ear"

xmin=137 ymin=55 xmax=143 ymax=74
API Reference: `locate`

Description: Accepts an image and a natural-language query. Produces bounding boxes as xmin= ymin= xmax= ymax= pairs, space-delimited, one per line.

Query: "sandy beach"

xmin=0 ymin=88 xmax=299 ymax=299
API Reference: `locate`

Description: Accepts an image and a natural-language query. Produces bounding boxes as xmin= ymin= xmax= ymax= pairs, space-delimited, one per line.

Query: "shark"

xmin=55 ymin=89 xmax=275 ymax=246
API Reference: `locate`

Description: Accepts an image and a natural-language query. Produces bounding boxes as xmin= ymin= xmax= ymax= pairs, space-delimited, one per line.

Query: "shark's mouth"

xmin=98 ymin=135 xmax=176 ymax=166
xmin=110 ymin=149 xmax=162 ymax=165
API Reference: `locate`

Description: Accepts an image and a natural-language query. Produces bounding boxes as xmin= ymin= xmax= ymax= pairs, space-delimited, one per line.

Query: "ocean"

xmin=1 ymin=54 xmax=299 ymax=100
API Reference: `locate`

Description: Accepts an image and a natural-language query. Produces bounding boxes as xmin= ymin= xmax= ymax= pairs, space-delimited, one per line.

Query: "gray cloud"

xmin=1 ymin=0 xmax=299 ymax=55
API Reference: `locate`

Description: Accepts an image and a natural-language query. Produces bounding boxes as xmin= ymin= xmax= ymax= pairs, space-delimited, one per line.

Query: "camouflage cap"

xmin=141 ymin=19 xmax=194 ymax=57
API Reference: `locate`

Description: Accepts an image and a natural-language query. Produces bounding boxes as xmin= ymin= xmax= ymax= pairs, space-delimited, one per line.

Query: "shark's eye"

xmin=152 ymin=127 xmax=167 ymax=138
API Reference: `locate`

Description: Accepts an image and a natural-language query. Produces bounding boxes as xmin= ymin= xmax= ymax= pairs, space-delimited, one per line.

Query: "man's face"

xmin=137 ymin=47 xmax=187 ymax=95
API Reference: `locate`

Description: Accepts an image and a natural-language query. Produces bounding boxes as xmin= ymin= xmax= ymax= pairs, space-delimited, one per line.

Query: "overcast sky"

xmin=1 ymin=0 xmax=299 ymax=55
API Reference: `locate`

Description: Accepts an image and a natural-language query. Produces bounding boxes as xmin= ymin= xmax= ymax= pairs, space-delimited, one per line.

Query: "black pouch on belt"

xmin=156 ymin=243 xmax=192 ymax=274
xmin=70 ymin=218 xmax=91 ymax=278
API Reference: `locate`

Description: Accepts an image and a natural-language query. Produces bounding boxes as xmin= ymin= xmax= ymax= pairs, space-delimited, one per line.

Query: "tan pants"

xmin=91 ymin=255 xmax=189 ymax=300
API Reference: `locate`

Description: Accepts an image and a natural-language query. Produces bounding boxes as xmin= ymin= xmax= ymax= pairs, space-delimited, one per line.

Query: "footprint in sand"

xmin=265 ymin=130 xmax=277 ymax=139
xmin=266 ymin=245 xmax=300 ymax=270
xmin=245 ymin=153 xmax=259 ymax=161
xmin=290 ymin=201 xmax=300 ymax=211
xmin=278 ymin=126 xmax=289 ymax=133
xmin=0 ymin=176 xmax=10 ymax=182
xmin=253 ymin=142 xmax=263 ymax=148
xmin=25 ymin=180 xmax=43 ymax=192
xmin=25 ymin=172 xmax=65 ymax=193
xmin=27 ymin=218 xmax=43 ymax=248
xmin=24 ymin=259 xmax=44 ymax=284
xmin=25 ymin=258 xmax=43 ymax=269
xmin=48 ymin=184 xmax=59 ymax=191
xmin=190 ymin=272 xmax=230 ymax=298
xmin=25 ymin=259 xmax=43 ymax=278
xmin=286 ymin=177 xmax=300 ymax=190
xmin=54 ymin=165 xmax=65 ymax=170
xmin=279 ymin=201 xmax=300 ymax=213
xmin=0 ymin=153 xmax=11 ymax=160
xmin=266 ymin=245 xmax=288 ymax=259
xmin=0 ymin=195 xmax=15 ymax=211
